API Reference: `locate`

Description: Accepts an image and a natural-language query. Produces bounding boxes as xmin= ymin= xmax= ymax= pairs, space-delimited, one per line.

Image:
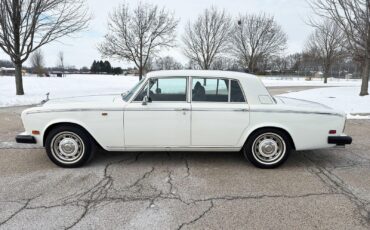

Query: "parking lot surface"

xmin=0 ymin=88 xmax=369 ymax=229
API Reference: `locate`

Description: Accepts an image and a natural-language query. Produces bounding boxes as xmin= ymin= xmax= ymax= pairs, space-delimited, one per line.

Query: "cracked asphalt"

xmin=1 ymin=88 xmax=370 ymax=229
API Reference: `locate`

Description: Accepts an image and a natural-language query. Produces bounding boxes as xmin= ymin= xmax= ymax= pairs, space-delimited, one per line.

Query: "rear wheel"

xmin=243 ymin=129 xmax=291 ymax=169
xmin=45 ymin=125 xmax=95 ymax=168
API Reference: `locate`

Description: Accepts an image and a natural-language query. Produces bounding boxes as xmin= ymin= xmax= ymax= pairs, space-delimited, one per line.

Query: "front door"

xmin=124 ymin=77 xmax=190 ymax=147
xmin=191 ymin=77 xmax=250 ymax=147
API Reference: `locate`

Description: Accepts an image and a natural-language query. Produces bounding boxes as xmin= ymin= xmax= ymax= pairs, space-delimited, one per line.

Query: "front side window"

xmin=134 ymin=77 xmax=187 ymax=102
xmin=192 ymin=78 xmax=228 ymax=102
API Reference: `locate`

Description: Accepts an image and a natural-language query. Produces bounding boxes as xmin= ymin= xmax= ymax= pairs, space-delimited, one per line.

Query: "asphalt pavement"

xmin=0 ymin=86 xmax=369 ymax=229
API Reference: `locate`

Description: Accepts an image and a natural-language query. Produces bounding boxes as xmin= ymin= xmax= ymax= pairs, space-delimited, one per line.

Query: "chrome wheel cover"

xmin=51 ymin=131 xmax=85 ymax=164
xmin=252 ymin=132 xmax=286 ymax=165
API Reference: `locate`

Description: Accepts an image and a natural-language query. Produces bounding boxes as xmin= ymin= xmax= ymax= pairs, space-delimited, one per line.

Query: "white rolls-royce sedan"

xmin=16 ymin=70 xmax=352 ymax=168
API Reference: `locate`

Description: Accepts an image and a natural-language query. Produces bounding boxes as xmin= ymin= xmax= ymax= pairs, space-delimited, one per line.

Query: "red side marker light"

xmin=32 ymin=130 xmax=40 ymax=135
xmin=329 ymin=130 xmax=336 ymax=134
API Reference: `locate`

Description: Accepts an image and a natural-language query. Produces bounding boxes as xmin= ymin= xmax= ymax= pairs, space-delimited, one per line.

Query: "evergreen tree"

xmin=90 ymin=60 xmax=97 ymax=73
xmin=104 ymin=61 xmax=112 ymax=73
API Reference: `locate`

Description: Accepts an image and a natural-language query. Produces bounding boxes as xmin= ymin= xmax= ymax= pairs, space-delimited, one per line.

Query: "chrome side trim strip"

xmin=249 ymin=109 xmax=344 ymax=117
xmin=26 ymin=107 xmax=340 ymax=116
xmin=26 ymin=108 xmax=123 ymax=114
xmin=27 ymin=108 xmax=250 ymax=114
xmin=191 ymin=108 xmax=249 ymax=112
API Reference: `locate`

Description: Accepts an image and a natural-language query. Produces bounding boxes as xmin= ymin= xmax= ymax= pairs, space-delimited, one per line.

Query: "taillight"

xmin=329 ymin=130 xmax=336 ymax=134
xmin=32 ymin=130 xmax=40 ymax=135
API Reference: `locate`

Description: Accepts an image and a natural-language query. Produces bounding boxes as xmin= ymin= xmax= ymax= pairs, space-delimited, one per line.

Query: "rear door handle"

xmin=235 ymin=109 xmax=249 ymax=112
xmin=177 ymin=108 xmax=190 ymax=111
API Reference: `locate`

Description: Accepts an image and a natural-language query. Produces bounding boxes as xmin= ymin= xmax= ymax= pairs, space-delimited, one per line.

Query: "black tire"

xmin=45 ymin=125 xmax=96 ymax=168
xmin=243 ymin=128 xmax=292 ymax=169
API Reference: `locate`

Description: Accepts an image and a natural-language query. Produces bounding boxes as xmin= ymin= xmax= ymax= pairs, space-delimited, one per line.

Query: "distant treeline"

xmin=90 ymin=60 xmax=123 ymax=75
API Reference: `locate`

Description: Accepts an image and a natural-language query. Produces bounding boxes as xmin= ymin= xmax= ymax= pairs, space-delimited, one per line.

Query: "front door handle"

xmin=175 ymin=108 xmax=190 ymax=111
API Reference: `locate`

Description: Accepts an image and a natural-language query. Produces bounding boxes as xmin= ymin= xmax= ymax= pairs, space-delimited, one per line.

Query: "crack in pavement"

xmin=1 ymin=149 xmax=368 ymax=229
xmin=176 ymin=200 xmax=214 ymax=230
xmin=303 ymin=152 xmax=370 ymax=227
xmin=0 ymin=194 xmax=42 ymax=226
xmin=182 ymin=153 xmax=190 ymax=178
xmin=0 ymin=199 xmax=30 ymax=225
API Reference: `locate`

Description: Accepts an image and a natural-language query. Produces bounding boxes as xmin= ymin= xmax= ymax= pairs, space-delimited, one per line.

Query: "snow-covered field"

xmin=261 ymin=76 xmax=361 ymax=87
xmin=280 ymin=87 xmax=370 ymax=119
xmin=0 ymin=74 xmax=369 ymax=119
xmin=0 ymin=74 xmax=138 ymax=107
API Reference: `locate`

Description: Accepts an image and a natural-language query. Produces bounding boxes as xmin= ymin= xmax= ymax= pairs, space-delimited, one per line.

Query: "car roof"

xmin=146 ymin=70 xmax=257 ymax=81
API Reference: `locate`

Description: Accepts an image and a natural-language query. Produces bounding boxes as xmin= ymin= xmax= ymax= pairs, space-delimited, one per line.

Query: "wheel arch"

xmin=243 ymin=126 xmax=296 ymax=150
xmin=43 ymin=122 xmax=102 ymax=149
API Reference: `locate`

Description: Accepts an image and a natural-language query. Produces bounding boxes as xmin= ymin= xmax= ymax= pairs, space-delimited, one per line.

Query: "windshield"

xmin=121 ymin=78 xmax=145 ymax=101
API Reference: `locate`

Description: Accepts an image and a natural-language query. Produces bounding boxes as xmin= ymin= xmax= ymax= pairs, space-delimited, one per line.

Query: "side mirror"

xmin=142 ymin=95 xmax=149 ymax=105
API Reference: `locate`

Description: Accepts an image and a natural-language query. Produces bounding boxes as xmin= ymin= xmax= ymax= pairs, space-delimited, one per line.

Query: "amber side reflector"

xmin=329 ymin=130 xmax=336 ymax=134
xmin=32 ymin=130 xmax=40 ymax=135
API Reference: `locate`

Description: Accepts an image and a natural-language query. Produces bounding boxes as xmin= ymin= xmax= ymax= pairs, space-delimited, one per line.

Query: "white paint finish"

xmin=18 ymin=70 xmax=349 ymax=154
xmin=124 ymin=102 xmax=191 ymax=147
xmin=191 ymin=103 xmax=250 ymax=146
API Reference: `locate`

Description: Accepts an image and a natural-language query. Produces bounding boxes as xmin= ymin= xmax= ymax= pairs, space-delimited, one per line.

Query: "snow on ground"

xmin=0 ymin=74 xmax=369 ymax=119
xmin=280 ymin=87 xmax=370 ymax=119
xmin=0 ymin=74 xmax=139 ymax=107
xmin=261 ymin=76 xmax=361 ymax=87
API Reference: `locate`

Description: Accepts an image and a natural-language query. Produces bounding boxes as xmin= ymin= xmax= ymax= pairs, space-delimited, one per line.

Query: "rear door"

xmin=191 ymin=77 xmax=250 ymax=147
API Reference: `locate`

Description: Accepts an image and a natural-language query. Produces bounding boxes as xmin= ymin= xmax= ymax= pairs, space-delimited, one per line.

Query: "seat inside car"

xmin=193 ymin=81 xmax=206 ymax=101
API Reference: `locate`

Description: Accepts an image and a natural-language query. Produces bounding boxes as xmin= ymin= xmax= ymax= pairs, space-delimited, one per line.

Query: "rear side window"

xmin=230 ymin=80 xmax=245 ymax=102
xmin=192 ymin=78 xmax=228 ymax=102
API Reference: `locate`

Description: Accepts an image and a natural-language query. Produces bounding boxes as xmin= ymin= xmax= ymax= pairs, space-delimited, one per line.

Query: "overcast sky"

xmin=0 ymin=0 xmax=314 ymax=68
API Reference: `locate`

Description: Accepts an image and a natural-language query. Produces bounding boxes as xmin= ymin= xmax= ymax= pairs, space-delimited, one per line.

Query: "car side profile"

xmin=16 ymin=70 xmax=352 ymax=168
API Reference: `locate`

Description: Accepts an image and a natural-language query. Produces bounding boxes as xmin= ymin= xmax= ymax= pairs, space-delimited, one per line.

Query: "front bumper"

xmin=15 ymin=135 xmax=36 ymax=144
xmin=328 ymin=136 xmax=352 ymax=146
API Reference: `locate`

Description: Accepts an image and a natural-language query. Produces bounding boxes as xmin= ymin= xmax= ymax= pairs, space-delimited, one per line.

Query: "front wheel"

xmin=45 ymin=125 xmax=95 ymax=168
xmin=243 ymin=129 xmax=291 ymax=169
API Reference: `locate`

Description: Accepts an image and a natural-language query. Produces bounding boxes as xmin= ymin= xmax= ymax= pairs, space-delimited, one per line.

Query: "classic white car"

xmin=16 ymin=70 xmax=352 ymax=168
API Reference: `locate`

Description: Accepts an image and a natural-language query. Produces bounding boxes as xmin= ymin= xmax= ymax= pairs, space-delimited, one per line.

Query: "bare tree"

xmin=31 ymin=49 xmax=44 ymax=77
xmin=232 ymin=13 xmax=287 ymax=73
xmin=154 ymin=56 xmax=183 ymax=70
xmin=183 ymin=7 xmax=232 ymax=70
xmin=309 ymin=0 xmax=370 ymax=95
xmin=57 ymin=51 xmax=65 ymax=77
xmin=0 ymin=0 xmax=90 ymax=95
xmin=99 ymin=2 xmax=178 ymax=80
xmin=306 ymin=20 xmax=347 ymax=83
xmin=269 ymin=55 xmax=289 ymax=73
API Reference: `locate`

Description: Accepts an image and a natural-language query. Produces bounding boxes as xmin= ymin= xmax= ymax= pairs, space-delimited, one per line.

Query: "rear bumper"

xmin=328 ymin=136 xmax=352 ymax=146
xmin=15 ymin=135 xmax=36 ymax=144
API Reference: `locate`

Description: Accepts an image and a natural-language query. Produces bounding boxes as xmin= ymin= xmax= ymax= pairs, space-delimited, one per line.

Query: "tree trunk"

xmin=139 ymin=67 xmax=143 ymax=81
xmin=15 ymin=61 xmax=24 ymax=95
xmin=360 ymin=58 xmax=369 ymax=96
xmin=323 ymin=63 xmax=331 ymax=84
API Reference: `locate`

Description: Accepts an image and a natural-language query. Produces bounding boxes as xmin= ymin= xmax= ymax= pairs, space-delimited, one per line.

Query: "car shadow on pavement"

xmin=90 ymin=149 xmax=307 ymax=170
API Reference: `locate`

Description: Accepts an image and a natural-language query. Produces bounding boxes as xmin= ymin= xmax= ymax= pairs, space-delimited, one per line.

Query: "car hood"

xmin=43 ymin=94 xmax=121 ymax=106
xmin=24 ymin=94 xmax=125 ymax=114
